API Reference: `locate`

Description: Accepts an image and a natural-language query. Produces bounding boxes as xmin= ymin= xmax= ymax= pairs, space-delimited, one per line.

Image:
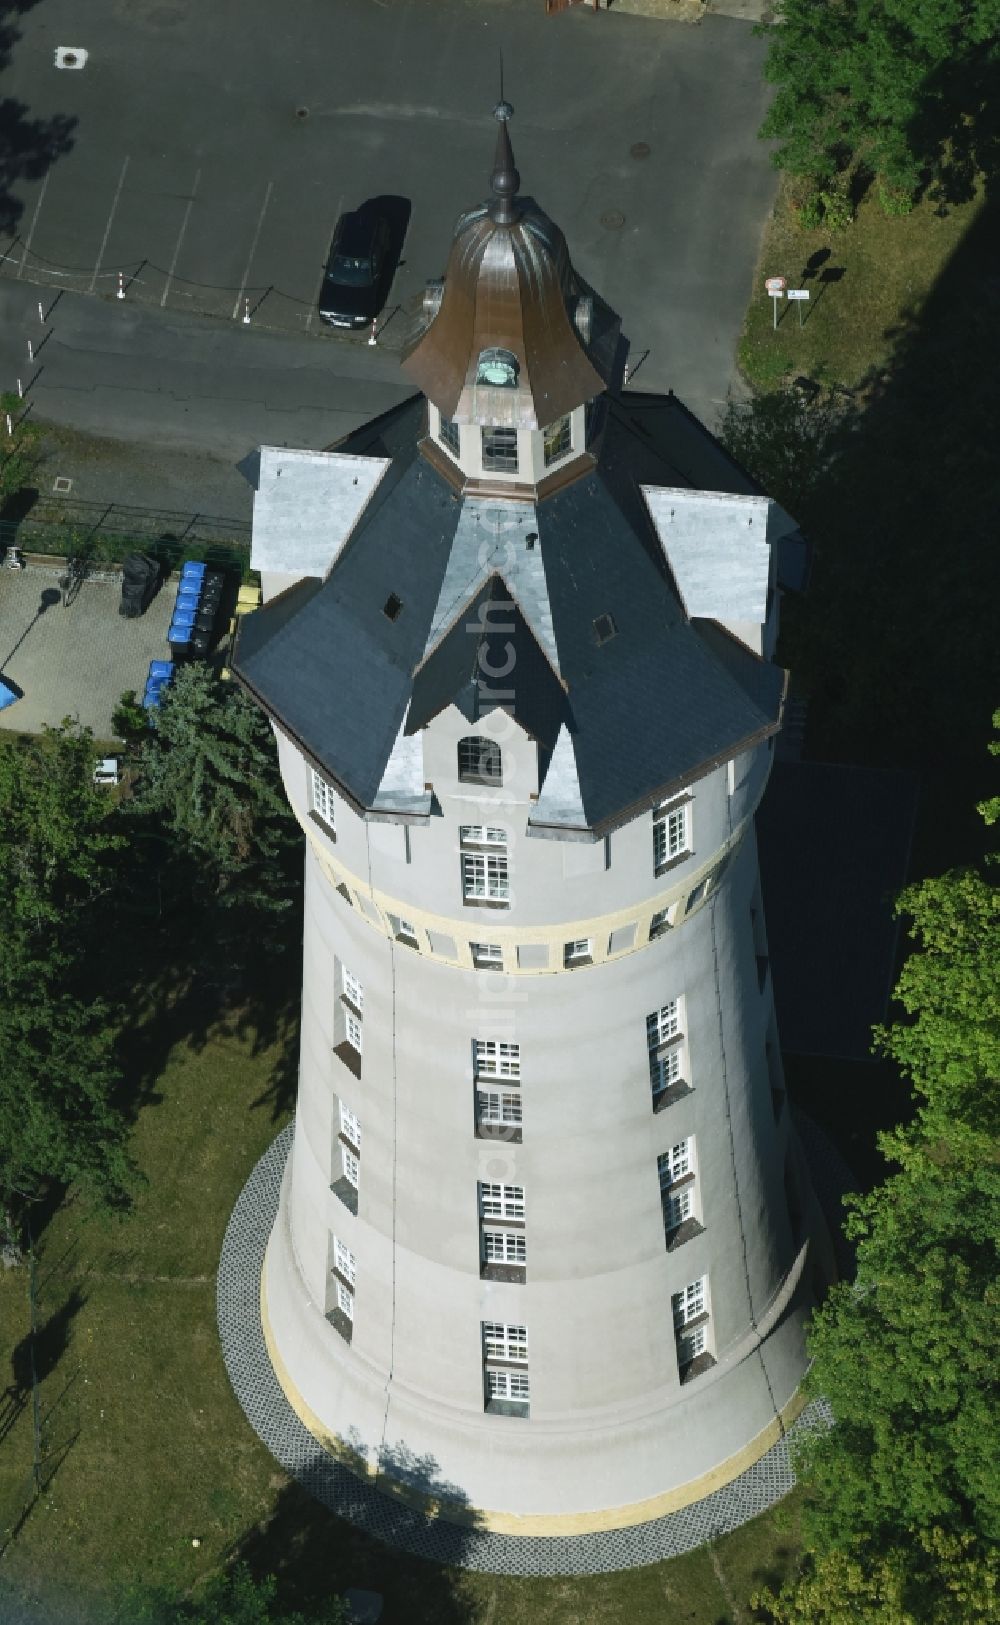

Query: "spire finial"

xmin=490 ymin=63 xmax=520 ymax=225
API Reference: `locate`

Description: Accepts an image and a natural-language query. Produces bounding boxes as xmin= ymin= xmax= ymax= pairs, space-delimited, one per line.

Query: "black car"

xmin=318 ymin=207 xmax=391 ymax=329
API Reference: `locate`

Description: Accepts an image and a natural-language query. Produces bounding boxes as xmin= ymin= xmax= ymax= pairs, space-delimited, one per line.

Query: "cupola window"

xmin=476 ymin=347 xmax=519 ymax=388
xmin=543 ymin=415 xmax=572 ymax=467
xmin=481 ymin=426 xmax=519 ymax=474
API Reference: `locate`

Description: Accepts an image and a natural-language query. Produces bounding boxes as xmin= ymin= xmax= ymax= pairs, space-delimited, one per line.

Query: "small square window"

xmin=481 ymin=426 xmax=519 ymax=474
xmin=341 ymin=1144 xmax=360 ymax=1189
xmin=563 ymin=938 xmax=593 ymax=967
xmin=439 ymin=416 xmax=461 ymax=456
xmin=471 ymin=942 xmax=503 ymax=970
xmin=649 ymin=906 xmax=675 ymax=939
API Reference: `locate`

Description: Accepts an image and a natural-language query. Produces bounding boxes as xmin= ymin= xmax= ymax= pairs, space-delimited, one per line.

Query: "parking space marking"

xmin=88 ymin=156 xmax=130 ymax=293
xmin=306 ymin=191 xmax=343 ymax=331
xmin=232 ymin=180 xmax=274 ymax=320
xmin=17 ymin=172 xmax=51 ymax=278
xmin=161 ymin=167 xmax=202 ymax=307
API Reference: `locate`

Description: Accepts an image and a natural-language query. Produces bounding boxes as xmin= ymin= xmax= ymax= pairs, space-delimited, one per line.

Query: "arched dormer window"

xmin=476 ymin=348 xmax=519 ymax=388
xmin=458 ymin=735 xmax=503 ymax=786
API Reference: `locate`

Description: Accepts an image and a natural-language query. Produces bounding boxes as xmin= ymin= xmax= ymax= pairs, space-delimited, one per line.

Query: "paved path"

xmin=0 ymin=0 xmax=776 ymax=448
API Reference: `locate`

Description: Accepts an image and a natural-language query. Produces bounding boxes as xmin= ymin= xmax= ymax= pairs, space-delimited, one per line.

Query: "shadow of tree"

xmin=229 ymin=1441 xmax=485 ymax=1624
xmin=10 ymin=1283 xmax=86 ymax=1393
xmin=0 ymin=4 xmax=77 ymax=233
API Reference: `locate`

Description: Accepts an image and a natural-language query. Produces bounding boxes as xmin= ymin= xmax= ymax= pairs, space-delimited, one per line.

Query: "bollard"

xmin=27 ymin=339 xmax=33 ymax=363
xmin=242 ymin=299 xmax=250 ymax=326
xmin=117 ymin=271 xmax=125 ymax=301
xmin=368 ymin=318 xmax=377 ymax=348
xmin=37 ymin=301 xmax=45 ymax=324
xmin=623 ymin=361 xmax=630 ymax=387
xmin=5 ymin=413 xmax=11 ymax=437
xmin=16 ymin=379 xmax=22 ymax=399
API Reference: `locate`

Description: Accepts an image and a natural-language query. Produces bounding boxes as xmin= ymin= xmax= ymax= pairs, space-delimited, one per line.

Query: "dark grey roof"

xmin=235 ymin=393 xmax=787 ymax=827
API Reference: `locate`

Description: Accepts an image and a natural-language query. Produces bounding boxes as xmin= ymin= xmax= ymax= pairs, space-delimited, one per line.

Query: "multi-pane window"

xmin=483 ymin=1230 xmax=527 ymax=1266
xmin=310 ymin=769 xmax=336 ymax=830
xmin=439 ymin=416 xmax=461 ymax=456
xmin=392 ymin=916 xmax=419 ymax=947
xmin=649 ymin=906 xmax=674 ymax=938
xmin=664 ymin=1184 xmax=695 ymax=1232
xmin=653 ymin=798 xmax=691 ymax=871
xmin=342 ymin=967 xmax=364 ymax=1011
xmin=345 ymin=1008 xmax=363 ymax=1053
xmin=341 ymin=1144 xmax=360 ymax=1189
xmin=482 ymin=1322 xmax=528 ymax=1362
xmin=334 ymin=1236 xmax=356 ymax=1287
xmin=477 ymin=1090 xmax=523 ymax=1127
xmin=471 ymin=941 xmax=503 ymax=969
xmin=564 ymin=938 xmax=593 ymax=966
xmin=458 ymin=736 xmax=502 ymax=786
xmin=336 ymin=1278 xmax=355 ymax=1321
xmin=479 ymin=1181 xmax=525 ymax=1221
xmin=474 ymin=1040 xmax=520 ymax=1079
xmin=677 ymin=1320 xmax=706 ymax=1365
xmin=672 ymin=1277 xmax=707 ymax=1328
xmin=543 ymin=415 xmax=572 ymax=466
xmin=339 ymin=1101 xmax=361 ymax=1152
xmin=651 ymin=1048 xmax=682 ymax=1098
xmin=658 ymin=1138 xmax=693 ymax=1187
xmin=486 ymin=1369 xmax=530 ymax=1402
xmin=481 ymin=425 xmax=519 ymax=473
xmin=461 ymin=826 xmax=509 ymax=904
xmin=647 ymin=1001 xmax=681 ymax=1050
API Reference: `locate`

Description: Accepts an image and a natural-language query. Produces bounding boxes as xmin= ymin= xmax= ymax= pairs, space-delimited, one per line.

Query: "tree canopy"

xmin=757 ymin=0 xmax=1000 ymax=204
xmin=0 ymin=725 xmax=132 ymax=1211
xmin=754 ymin=718 xmax=1000 ymax=1621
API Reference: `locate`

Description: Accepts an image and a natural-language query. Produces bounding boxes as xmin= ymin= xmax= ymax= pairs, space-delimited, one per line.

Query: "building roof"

xmin=234 ymin=393 xmax=787 ymax=831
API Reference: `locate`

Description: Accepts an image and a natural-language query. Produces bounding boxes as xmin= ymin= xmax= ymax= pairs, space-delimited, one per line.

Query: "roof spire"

xmin=489 ymin=67 xmax=520 ymax=225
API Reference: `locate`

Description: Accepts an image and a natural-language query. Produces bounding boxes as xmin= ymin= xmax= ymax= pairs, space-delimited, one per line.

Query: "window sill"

xmin=472 ymin=960 xmax=504 ymax=972
xmin=666 ymin=1218 xmax=706 ymax=1252
xmin=662 ymin=1169 xmax=696 ymax=1194
xmin=655 ymin=850 xmax=693 ymax=880
xmin=485 ymin=1399 xmax=530 ymax=1419
xmin=479 ymin=1217 xmax=525 ymax=1231
xmin=308 ymin=810 xmax=337 ymax=842
xmin=653 ymin=1080 xmax=694 ymax=1113
xmin=330 ymin=1177 xmax=358 ymax=1216
xmin=481 ymin=1262 xmax=526 ymax=1284
xmin=333 ymin=1040 xmax=362 ymax=1079
xmin=679 ymin=1351 xmax=716 ymax=1385
xmin=458 ymin=774 xmax=504 ymax=789
xmin=564 ymin=956 xmax=593 ymax=969
xmin=326 ymin=1305 xmax=353 ymax=1344
xmin=463 ymin=896 xmax=511 ymax=910
xmin=331 ymin=1265 xmax=354 ymax=1293
xmin=476 ymin=1123 xmax=523 ymax=1144
xmin=338 ymin=1131 xmax=361 ymax=1158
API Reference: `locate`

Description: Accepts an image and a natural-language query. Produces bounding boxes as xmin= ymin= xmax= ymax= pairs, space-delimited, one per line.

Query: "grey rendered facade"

xmin=232 ymin=108 xmax=831 ymax=1530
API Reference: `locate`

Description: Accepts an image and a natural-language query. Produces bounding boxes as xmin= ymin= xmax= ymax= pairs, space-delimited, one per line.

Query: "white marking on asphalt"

xmin=161 ymin=167 xmax=202 ymax=307
xmin=17 ymin=172 xmax=50 ymax=278
xmin=232 ymin=180 xmax=274 ymax=320
xmin=306 ymin=191 xmax=343 ymax=331
xmin=89 ymin=156 xmax=130 ymax=293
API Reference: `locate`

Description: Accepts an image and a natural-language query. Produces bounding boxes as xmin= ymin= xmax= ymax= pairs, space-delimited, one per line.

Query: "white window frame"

xmin=542 ymin=415 xmax=572 ymax=467
xmin=462 ymin=849 xmax=510 ymax=903
xmin=460 ymin=824 xmax=508 ymax=847
xmin=391 ymin=915 xmax=419 ymax=946
xmin=651 ymin=1047 xmax=683 ymax=1098
xmin=474 ymin=1040 xmax=520 ymax=1079
xmin=334 ymin=1236 xmax=356 ymax=1287
xmin=653 ymin=798 xmax=691 ymax=871
xmin=677 ymin=1320 xmax=706 ymax=1365
xmin=310 ymin=768 xmax=336 ymax=831
xmin=477 ymin=1089 xmax=523 ymax=1127
xmin=658 ymin=1138 xmax=694 ymax=1187
xmin=339 ymin=1101 xmax=361 ymax=1152
xmin=482 ymin=1229 xmax=526 ymax=1266
xmin=341 ymin=1144 xmax=360 ymax=1189
xmin=649 ymin=906 xmax=675 ymax=938
xmin=342 ymin=966 xmax=364 ymax=1012
xmin=486 ymin=1368 xmax=530 ymax=1402
xmin=471 ymin=942 xmax=503 ymax=969
xmin=482 ymin=1321 xmax=528 ymax=1362
xmin=336 ymin=1278 xmax=355 ymax=1321
xmin=672 ymin=1276 xmax=708 ymax=1329
xmin=344 ymin=1008 xmax=363 ymax=1054
xmin=647 ymin=1000 xmax=682 ymax=1051
xmin=564 ymin=937 xmax=592 ymax=965
xmin=664 ymin=1184 xmax=695 ymax=1232
xmin=479 ymin=1181 xmax=525 ymax=1221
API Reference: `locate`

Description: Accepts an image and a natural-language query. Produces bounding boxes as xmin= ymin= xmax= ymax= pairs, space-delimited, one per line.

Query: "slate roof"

xmin=234 ymin=393 xmax=788 ymax=832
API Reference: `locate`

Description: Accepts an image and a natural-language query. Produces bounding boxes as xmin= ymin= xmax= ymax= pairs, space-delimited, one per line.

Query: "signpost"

xmin=787 ymin=288 xmax=810 ymax=328
xmin=764 ymin=275 xmax=787 ymax=330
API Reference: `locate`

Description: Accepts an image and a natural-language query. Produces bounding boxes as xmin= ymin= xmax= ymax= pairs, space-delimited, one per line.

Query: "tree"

xmin=0 ymin=725 xmax=133 ymax=1212
xmin=754 ymin=720 xmax=1000 ymax=1621
xmin=757 ymin=0 xmax=1000 ymax=206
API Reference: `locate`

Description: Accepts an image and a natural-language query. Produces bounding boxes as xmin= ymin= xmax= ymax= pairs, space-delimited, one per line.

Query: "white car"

xmin=93 ymin=756 xmax=121 ymax=787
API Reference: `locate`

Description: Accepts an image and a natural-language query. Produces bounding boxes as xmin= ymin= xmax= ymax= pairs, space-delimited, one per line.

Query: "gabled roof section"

xmin=423 ymin=496 xmax=559 ymax=673
xmin=250 ymin=445 xmax=390 ymax=578
xmin=408 ymin=574 xmax=568 ymax=748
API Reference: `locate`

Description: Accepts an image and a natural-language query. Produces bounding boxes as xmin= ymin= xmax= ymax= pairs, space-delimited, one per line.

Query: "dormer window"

xmin=439 ymin=416 xmax=461 ymax=457
xmin=543 ymin=416 xmax=572 ymax=467
xmin=481 ymin=426 xmax=519 ymax=474
xmin=476 ymin=348 xmax=519 ymax=388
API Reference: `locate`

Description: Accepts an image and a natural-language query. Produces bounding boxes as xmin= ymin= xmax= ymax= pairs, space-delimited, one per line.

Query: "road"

xmin=0 ymin=0 xmax=777 ymax=508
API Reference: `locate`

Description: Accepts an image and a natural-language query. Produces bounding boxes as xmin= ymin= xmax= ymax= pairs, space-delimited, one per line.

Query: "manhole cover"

xmin=295 ymin=106 xmax=309 ymax=120
xmin=52 ymin=476 xmax=73 ymax=494
xmin=600 ymin=210 xmax=626 ymax=230
xmin=630 ymin=142 xmax=651 ymax=159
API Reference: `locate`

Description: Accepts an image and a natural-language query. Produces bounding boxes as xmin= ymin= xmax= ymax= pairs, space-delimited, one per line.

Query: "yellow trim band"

xmin=261 ymin=1259 xmax=806 ymax=1537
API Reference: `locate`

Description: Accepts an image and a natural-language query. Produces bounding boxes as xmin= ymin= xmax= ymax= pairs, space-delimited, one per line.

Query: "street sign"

xmin=787 ymin=288 xmax=810 ymax=327
xmin=765 ymin=275 xmax=787 ymax=330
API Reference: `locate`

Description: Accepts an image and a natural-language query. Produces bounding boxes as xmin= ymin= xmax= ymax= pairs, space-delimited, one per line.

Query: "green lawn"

xmin=0 ymin=987 xmax=803 ymax=1624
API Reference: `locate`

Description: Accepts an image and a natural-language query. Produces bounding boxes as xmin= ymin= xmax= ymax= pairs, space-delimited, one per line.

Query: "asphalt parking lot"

xmin=0 ymin=0 xmax=776 ymax=416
